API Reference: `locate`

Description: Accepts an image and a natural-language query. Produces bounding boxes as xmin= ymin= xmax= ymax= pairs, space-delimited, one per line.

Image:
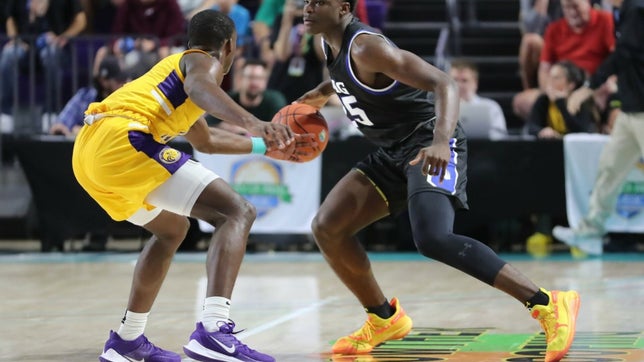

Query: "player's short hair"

xmin=188 ymin=10 xmax=235 ymax=50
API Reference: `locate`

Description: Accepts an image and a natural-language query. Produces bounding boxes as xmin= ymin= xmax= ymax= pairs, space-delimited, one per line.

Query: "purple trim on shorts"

xmin=156 ymin=70 xmax=188 ymax=109
xmin=128 ymin=131 xmax=190 ymax=174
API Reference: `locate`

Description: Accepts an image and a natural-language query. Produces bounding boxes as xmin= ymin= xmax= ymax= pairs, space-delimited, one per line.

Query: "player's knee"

xmin=157 ymin=217 xmax=191 ymax=247
xmin=219 ymin=198 xmax=256 ymax=233
xmin=311 ymin=211 xmax=342 ymax=245
xmin=414 ymin=231 xmax=451 ymax=259
xmin=204 ymin=197 xmax=256 ymax=229
xmin=236 ymin=199 xmax=256 ymax=226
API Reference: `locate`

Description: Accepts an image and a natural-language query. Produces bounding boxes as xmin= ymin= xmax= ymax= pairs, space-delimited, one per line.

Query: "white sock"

xmin=201 ymin=296 xmax=231 ymax=332
xmin=117 ymin=310 xmax=149 ymax=341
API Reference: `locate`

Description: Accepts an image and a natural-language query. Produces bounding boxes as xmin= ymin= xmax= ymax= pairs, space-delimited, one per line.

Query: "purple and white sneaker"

xmin=183 ymin=321 xmax=275 ymax=362
xmin=99 ymin=330 xmax=181 ymax=362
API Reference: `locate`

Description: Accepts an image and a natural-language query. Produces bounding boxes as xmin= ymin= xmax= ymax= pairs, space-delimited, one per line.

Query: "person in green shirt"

xmin=206 ymin=58 xmax=287 ymax=134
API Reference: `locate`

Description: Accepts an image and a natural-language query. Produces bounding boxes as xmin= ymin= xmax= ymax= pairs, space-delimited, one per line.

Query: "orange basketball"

xmin=271 ymin=103 xmax=329 ymax=162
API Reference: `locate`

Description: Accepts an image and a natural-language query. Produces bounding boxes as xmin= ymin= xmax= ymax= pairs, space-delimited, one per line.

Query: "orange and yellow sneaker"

xmin=332 ymin=297 xmax=413 ymax=354
xmin=530 ymin=289 xmax=580 ymax=362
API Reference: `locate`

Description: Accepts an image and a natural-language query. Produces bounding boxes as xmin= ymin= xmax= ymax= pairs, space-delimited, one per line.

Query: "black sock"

xmin=525 ymin=289 xmax=550 ymax=309
xmin=365 ymin=300 xmax=395 ymax=319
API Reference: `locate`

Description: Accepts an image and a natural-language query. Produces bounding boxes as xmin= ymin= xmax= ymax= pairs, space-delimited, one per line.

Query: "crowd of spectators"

xmin=0 ymin=0 xmax=624 ymax=143
xmin=0 ymin=0 xmax=379 ymax=134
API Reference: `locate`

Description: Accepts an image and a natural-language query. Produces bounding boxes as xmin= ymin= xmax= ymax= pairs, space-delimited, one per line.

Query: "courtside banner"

xmin=563 ymin=133 xmax=644 ymax=232
xmin=194 ymin=151 xmax=321 ymax=234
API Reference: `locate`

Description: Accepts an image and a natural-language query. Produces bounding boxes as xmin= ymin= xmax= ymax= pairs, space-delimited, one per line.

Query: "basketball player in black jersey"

xmin=296 ymin=1 xmax=580 ymax=361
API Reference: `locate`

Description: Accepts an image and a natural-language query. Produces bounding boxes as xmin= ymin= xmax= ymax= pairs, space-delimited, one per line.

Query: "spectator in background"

xmin=512 ymin=0 xmax=614 ymax=120
xmin=83 ymin=0 xmax=124 ymax=34
xmin=92 ymin=0 xmax=184 ymax=79
xmin=178 ymin=0 xmax=217 ymax=21
xmin=553 ymin=0 xmax=643 ymax=255
xmin=1 ymin=0 xmax=87 ymax=115
xmin=526 ymin=61 xmax=597 ymax=138
xmin=267 ymin=0 xmax=325 ymax=103
xmin=211 ymin=0 xmax=253 ymax=92
xmin=449 ymin=59 xmax=507 ymax=140
xmin=251 ymin=0 xmax=369 ymax=68
xmin=211 ymin=0 xmax=252 ymax=53
xmin=518 ymin=0 xmax=562 ymax=90
xmin=49 ymin=57 xmax=127 ymax=136
xmin=206 ymin=58 xmax=287 ymax=134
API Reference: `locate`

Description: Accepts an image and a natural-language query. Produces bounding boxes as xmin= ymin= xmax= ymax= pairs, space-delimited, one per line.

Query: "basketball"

xmin=271 ymin=103 xmax=329 ymax=162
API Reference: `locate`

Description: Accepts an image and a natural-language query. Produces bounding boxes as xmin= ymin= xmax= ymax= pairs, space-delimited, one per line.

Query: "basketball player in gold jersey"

xmin=73 ymin=10 xmax=315 ymax=362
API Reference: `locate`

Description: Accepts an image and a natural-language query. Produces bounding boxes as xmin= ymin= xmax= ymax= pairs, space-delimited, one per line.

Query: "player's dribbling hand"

xmin=409 ymin=144 xmax=451 ymax=181
xmin=266 ymin=133 xmax=319 ymax=162
xmin=249 ymin=122 xmax=294 ymax=150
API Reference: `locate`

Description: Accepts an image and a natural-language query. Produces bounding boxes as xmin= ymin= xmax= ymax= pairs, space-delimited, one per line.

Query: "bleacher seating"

xmin=383 ymin=0 xmax=524 ymax=130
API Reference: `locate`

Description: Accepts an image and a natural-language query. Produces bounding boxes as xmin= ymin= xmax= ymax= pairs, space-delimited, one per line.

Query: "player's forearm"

xmin=432 ymin=77 xmax=459 ymax=145
xmin=198 ymin=127 xmax=254 ymax=154
xmin=316 ymin=80 xmax=335 ymax=97
xmin=187 ymin=79 xmax=260 ymax=130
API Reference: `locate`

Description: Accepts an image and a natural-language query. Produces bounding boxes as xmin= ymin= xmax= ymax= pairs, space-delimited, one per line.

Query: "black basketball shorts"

xmin=355 ymin=120 xmax=469 ymax=216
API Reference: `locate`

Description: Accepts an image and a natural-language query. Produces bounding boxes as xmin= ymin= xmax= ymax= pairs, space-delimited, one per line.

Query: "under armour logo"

xmin=458 ymin=243 xmax=472 ymax=257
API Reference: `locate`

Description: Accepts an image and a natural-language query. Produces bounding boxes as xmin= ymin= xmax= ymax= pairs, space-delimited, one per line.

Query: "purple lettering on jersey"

xmin=157 ymin=70 xmax=188 ymax=110
xmin=128 ymin=131 xmax=189 ymax=174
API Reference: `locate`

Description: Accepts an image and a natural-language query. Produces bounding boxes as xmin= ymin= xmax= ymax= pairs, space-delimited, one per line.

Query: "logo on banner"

xmin=229 ymin=158 xmax=293 ymax=218
xmin=615 ymin=158 xmax=644 ymax=219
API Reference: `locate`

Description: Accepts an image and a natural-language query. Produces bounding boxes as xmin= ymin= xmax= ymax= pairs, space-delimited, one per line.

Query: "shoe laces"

xmin=350 ymin=317 xmax=377 ymax=341
xmin=535 ymin=309 xmax=557 ymax=343
xmin=137 ymin=335 xmax=166 ymax=355
xmin=215 ymin=320 xmax=254 ymax=353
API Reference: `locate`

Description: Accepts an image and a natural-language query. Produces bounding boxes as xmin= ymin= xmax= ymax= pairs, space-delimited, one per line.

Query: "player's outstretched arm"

xmin=185 ymin=117 xmax=255 ymax=154
xmin=181 ymin=51 xmax=293 ymax=149
xmin=185 ymin=117 xmax=318 ymax=161
xmin=295 ymin=80 xmax=335 ymax=109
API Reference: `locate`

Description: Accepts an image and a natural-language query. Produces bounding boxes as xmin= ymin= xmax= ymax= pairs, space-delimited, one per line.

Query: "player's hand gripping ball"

xmin=271 ymin=103 xmax=329 ymax=162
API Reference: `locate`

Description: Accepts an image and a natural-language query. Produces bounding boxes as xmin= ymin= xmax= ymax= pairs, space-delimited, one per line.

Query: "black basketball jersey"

xmin=323 ymin=18 xmax=436 ymax=148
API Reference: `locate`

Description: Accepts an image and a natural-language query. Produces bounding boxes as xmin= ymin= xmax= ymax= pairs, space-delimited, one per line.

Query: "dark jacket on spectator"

xmin=589 ymin=0 xmax=644 ymax=112
xmin=526 ymin=94 xmax=597 ymax=136
xmin=7 ymin=0 xmax=83 ymax=36
xmin=111 ymin=0 xmax=185 ymax=47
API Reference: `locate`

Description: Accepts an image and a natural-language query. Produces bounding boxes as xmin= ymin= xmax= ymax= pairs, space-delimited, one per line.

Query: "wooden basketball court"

xmin=1 ymin=250 xmax=642 ymax=361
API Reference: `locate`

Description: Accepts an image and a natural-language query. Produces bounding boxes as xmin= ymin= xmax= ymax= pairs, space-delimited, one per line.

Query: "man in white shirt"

xmin=450 ymin=59 xmax=508 ymax=140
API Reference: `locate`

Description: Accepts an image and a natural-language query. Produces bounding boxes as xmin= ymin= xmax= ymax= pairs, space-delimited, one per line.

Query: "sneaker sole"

xmin=389 ymin=317 xmax=413 ymax=341
xmin=99 ymin=349 xmax=143 ymax=362
xmin=332 ymin=316 xmax=413 ymax=354
xmin=183 ymin=339 xmax=255 ymax=362
xmin=546 ymin=291 xmax=580 ymax=362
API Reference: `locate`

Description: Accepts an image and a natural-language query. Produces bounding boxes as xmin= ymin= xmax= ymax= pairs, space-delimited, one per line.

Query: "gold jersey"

xmin=72 ymin=49 xmax=210 ymax=221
